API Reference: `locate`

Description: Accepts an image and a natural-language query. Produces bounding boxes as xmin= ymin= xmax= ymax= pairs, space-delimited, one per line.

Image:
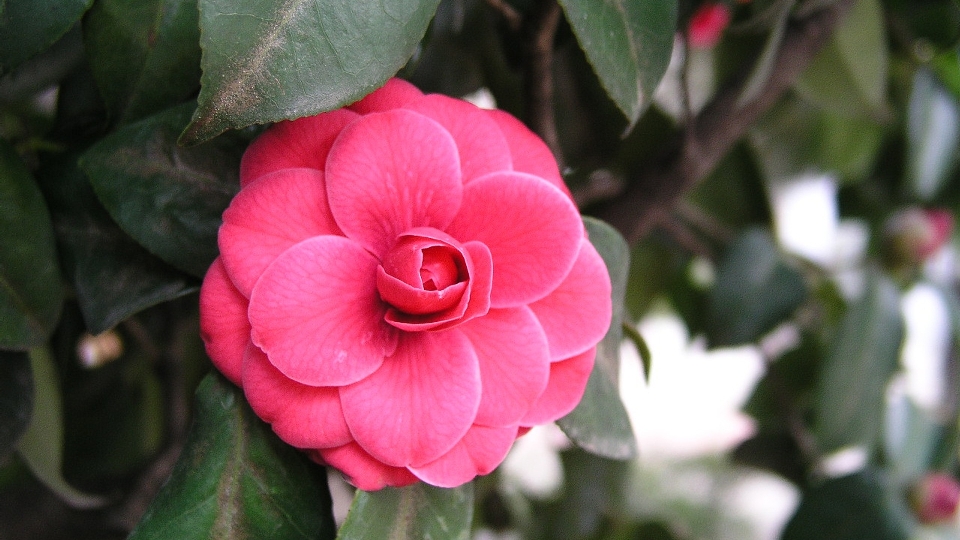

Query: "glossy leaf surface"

xmin=557 ymin=0 xmax=675 ymax=129
xmin=81 ymin=102 xmax=241 ymax=278
xmin=557 ymin=217 xmax=637 ymax=460
xmin=0 ymin=0 xmax=92 ymax=74
xmin=36 ymin=152 xmax=196 ymax=334
xmin=83 ymin=0 xmax=202 ymax=123
xmin=0 ymin=140 xmax=63 ymax=349
xmin=182 ymin=0 xmax=441 ymax=143
xmin=129 ymin=373 xmax=336 ymax=540
xmin=337 ymin=482 xmax=473 ymax=540
xmin=706 ymin=228 xmax=807 ymax=347
xmin=813 ymin=271 xmax=903 ymax=453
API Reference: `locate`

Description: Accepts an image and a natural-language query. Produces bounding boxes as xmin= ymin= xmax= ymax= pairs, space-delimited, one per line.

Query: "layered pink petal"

xmin=485 ymin=108 xmax=570 ymax=198
xmin=341 ymin=331 xmax=481 ymax=468
xmin=530 ymin=239 xmax=612 ymax=360
xmin=325 ymin=110 xmax=463 ymax=256
xmin=409 ymin=424 xmax=519 ymax=487
xmin=219 ymin=169 xmax=342 ymax=297
xmin=199 ymin=257 xmax=250 ymax=385
xmin=239 ymin=109 xmax=359 ymax=187
xmin=248 ymin=236 xmax=398 ymax=386
xmin=242 ymin=344 xmax=352 ymax=449
xmin=521 ymin=348 xmax=595 ymax=425
xmin=403 ymin=94 xmax=512 ymax=183
xmin=446 ymin=172 xmax=583 ymax=307
xmin=318 ymin=444 xmax=419 ymax=491
xmin=348 ymin=78 xmax=424 ymax=114
xmin=460 ymin=307 xmax=550 ymax=427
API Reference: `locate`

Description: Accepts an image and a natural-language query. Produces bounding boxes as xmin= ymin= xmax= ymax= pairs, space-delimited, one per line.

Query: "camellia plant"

xmin=2 ymin=0 xmax=960 ymax=539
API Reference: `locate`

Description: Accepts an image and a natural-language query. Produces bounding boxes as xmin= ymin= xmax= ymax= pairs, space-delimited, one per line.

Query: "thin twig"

xmin=597 ymin=0 xmax=855 ymax=244
xmin=484 ymin=0 xmax=522 ymax=32
xmin=522 ymin=0 xmax=565 ymax=168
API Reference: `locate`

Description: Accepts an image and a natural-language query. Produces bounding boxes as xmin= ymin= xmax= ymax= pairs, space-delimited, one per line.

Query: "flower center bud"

xmin=377 ymin=229 xmax=470 ymax=319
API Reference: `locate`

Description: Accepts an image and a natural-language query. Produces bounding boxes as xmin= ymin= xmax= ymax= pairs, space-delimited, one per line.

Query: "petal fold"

xmin=485 ymin=108 xmax=570 ymax=198
xmin=460 ymin=307 xmax=550 ymax=427
xmin=521 ymin=348 xmax=596 ymax=425
xmin=340 ymin=331 xmax=481 ymax=468
xmin=219 ymin=168 xmax=342 ymax=297
xmin=239 ymin=109 xmax=359 ymax=187
xmin=242 ymin=344 xmax=352 ymax=449
xmin=317 ymin=444 xmax=419 ymax=491
xmin=446 ymin=172 xmax=583 ymax=307
xmin=403 ymin=94 xmax=512 ymax=183
xmin=347 ymin=78 xmax=424 ymax=114
xmin=409 ymin=424 xmax=519 ymax=487
xmin=326 ymin=110 xmax=463 ymax=256
xmin=530 ymin=239 xmax=612 ymax=360
xmin=199 ymin=257 xmax=250 ymax=385
xmin=248 ymin=236 xmax=397 ymax=386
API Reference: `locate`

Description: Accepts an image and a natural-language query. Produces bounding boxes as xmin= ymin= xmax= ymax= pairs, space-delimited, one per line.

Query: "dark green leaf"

xmin=0 ymin=351 xmax=32 ymax=457
xmin=36 ymin=151 xmax=197 ymax=334
xmin=705 ymin=228 xmax=807 ymax=347
xmin=0 ymin=0 xmax=92 ymax=75
xmin=932 ymin=49 xmax=960 ymax=100
xmin=535 ymin=449 xmax=631 ymax=540
xmin=557 ymin=218 xmax=637 ymax=460
xmin=906 ymin=68 xmax=960 ymax=202
xmin=750 ymin=96 xmax=885 ymax=184
xmin=557 ymin=0 xmax=675 ymax=129
xmin=181 ymin=0 xmax=442 ymax=144
xmin=83 ymin=0 xmax=202 ymax=124
xmin=17 ymin=347 xmax=105 ymax=508
xmin=813 ymin=270 xmax=903 ymax=453
xmin=781 ymin=470 xmax=910 ymax=540
xmin=0 ymin=140 xmax=63 ymax=350
xmin=337 ymin=482 xmax=473 ymax=540
xmin=129 ymin=372 xmax=336 ymax=540
xmin=794 ymin=0 xmax=888 ymax=118
xmin=80 ymin=102 xmax=241 ymax=278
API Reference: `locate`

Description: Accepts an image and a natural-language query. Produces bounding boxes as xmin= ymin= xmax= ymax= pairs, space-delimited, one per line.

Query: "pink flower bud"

xmin=911 ymin=473 xmax=960 ymax=525
xmin=688 ymin=2 xmax=731 ymax=49
xmin=883 ymin=207 xmax=954 ymax=267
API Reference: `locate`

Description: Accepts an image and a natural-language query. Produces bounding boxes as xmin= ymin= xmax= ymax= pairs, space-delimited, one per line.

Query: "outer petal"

xmin=459 ymin=307 xmax=550 ymax=427
xmin=239 ymin=109 xmax=359 ymax=187
xmin=530 ymin=239 xmax=612 ymax=360
xmin=520 ymin=348 xmax=595 ymax=426
xmin=485 ymin=108 xmax=571 ymax=199
xmin=340 ymin=331 xmax=481 ymax=468
xmin=318 ymin=444 xmax=419 ymax=491
xmin=409 ymin=424 xmax=519 ymax=487
xmin=248 ymin=236 xmax=398 ymax=386
xmin=199 ymin=257 xmax=249 ymax=385
xmin=446 ymin=172 xmax=583 ymax=307
xmin=326 ymin=110 xmax=463 ymax=256
xmin=219 ymin=168 xmax=342 ymax=297
xmin=347 ymin=78 xmax=424 ymax=114
xmin=242 ymin=344 xmax=352 ymax=449
xmin=403 ymin=94 xmax=512 ymax=183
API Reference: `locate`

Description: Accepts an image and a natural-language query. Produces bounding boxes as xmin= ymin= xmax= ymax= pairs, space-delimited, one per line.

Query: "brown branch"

xmin=596 ymin=0 xmax=855 ymax=244
xmin=484 ymin=0 xmax=522 ymax=32
xmin=522 ymin=0 xmax=565 ymax=167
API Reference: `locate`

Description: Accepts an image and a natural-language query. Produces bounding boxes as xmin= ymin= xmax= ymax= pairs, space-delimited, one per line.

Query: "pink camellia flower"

xmin=199 ymin=78 xmax=612 ymax=490
xmin=910 ymin=472 xmax=960 ymax=524
xmin=688 ymin=2 xmax=731 ymax=49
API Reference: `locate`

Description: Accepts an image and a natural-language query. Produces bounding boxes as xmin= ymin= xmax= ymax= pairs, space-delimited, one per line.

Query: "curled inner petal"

xmin=377 ymin=228 xmax=492 ymax=331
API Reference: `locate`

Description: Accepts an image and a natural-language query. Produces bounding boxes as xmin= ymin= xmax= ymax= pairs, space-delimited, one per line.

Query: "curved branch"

xmin=597 ymin=0 xmax=855 ymax=244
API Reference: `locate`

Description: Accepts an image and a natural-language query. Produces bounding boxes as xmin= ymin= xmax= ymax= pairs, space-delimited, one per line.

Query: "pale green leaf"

xmin=337 ymin=482 xmax=473 ymax=540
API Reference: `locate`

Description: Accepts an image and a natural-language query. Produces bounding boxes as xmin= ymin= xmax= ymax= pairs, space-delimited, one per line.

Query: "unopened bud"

xmin=910 ymin=472 xmax=960 ymax=525
xmin=688 ymin=2 xmax=731 ymax=49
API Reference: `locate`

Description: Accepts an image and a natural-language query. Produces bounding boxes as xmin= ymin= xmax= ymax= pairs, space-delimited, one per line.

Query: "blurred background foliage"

xmin=2 ymin=0 xmax=960 ymax=538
